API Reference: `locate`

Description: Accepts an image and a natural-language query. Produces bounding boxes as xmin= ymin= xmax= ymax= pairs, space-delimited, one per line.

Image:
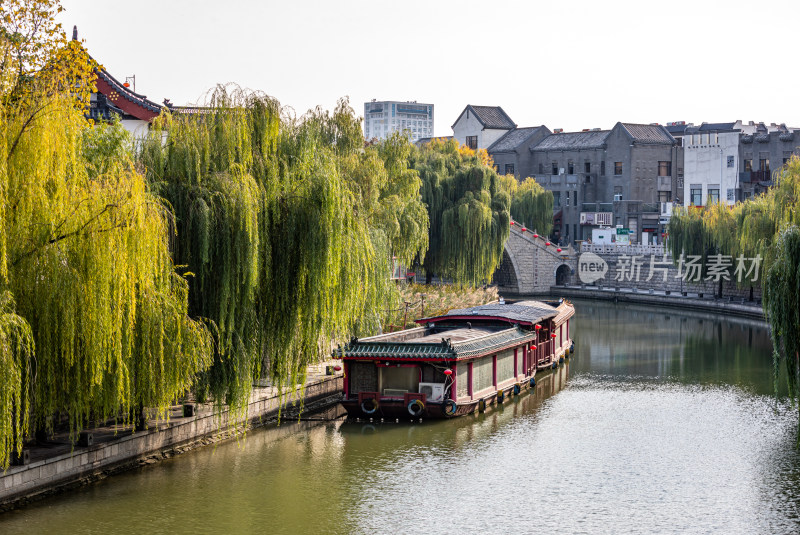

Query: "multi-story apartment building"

xmin=669 ymin=121 xmax=800 ymax=206
xmin=364 ymin=100 xmax=434 ymax=142
xmin=490 ymin=123 xmax=678 ymax=245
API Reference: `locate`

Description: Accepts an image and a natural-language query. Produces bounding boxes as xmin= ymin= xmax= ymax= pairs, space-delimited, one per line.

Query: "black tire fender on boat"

xmin=442 ymin=399 xmax=458 ymax=417
xmin=361 ymin=398 xmax=379 ymax=415
xmin=407 ymin=399 xmax=425 ymax=417
xmin=478 ymin=399 xmax=486 ymax=413
xmin=497 ymin=390 xmax=505 ymax=403
xmin=513 ymin=383 xmax=521 ymax=395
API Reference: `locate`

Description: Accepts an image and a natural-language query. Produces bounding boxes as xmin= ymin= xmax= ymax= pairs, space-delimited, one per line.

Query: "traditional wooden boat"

xmin=334 ymin=299 xmax=575 ymax=420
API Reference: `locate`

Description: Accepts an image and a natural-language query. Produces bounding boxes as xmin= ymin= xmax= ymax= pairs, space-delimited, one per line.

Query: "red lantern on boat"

xmin=531 ymin=344 xmax=537 ymax=350
xmin=535 ymin=324 xmax=541 ymax=330
xmin=510 ymin=221 xmax=515 ymax=226
xmin=533 ymin=234 xmax=539 ymax=238
xmin=521 ymin=227 xmax=527 ymax=232
xmin=333 ymin=365 xmax=342 ymax=371
xmin=551 ymin=333 xmax=557 ymax=339
xmin=557 ymin=248 xmax=562 ymax=252
xmin=443 ymin=369 xmax=453 ymax=376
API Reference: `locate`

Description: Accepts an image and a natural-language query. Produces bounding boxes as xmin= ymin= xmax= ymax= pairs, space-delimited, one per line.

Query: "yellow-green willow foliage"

xmin=139 ymin=92 xmax=422 ymax=408
xmin=413 ymin=138 xmax=511 ymax=285
xmin=0 ymin=95 xmax=213 ymax=468
xmin=668 ymin=156 xmax=800 ymax=439
xmin=499 ymin=175 xmax=554 ymax=236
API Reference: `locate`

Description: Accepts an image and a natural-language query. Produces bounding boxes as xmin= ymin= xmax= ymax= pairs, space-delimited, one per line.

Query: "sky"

xmin=59 ymin=0 xmax=800 ymax=136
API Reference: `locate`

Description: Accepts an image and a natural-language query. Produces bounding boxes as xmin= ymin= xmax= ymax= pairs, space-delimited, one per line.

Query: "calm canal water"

xmin=2 ymin=299 xmax=800 ymax=534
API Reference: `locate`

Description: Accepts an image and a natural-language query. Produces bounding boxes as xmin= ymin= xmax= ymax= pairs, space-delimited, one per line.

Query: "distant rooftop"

xmin=531 ymin=130 xmax=610 ymax=151
xmin=487 ymin=126 xmax=547 ymax=153
xmin=620 ymin=123 xmax=675 ymax=144
xmin=453 ymin=105 xmax=516 ymax=130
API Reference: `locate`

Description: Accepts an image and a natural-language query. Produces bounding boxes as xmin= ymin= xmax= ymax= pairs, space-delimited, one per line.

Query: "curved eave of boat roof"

xmin=333 ymin=326 xmax=538 ymax=361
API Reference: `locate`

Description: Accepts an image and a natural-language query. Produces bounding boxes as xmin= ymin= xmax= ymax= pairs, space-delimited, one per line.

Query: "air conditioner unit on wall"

xmin=418 ymin=382 xmax=444 ymax=402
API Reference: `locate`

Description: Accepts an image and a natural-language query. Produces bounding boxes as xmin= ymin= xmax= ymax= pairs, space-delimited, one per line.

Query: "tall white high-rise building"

xmin=364 ymin=100 xmax=434 ymax=142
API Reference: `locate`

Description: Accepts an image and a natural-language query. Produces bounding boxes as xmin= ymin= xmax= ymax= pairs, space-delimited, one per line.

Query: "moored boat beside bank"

xmin=334 ymin=299 xmax=575 ymax=420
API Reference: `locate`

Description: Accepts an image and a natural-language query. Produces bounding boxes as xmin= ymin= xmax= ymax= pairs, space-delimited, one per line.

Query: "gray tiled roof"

xmin=698 ymin=122 xmax=737 ymax=132
xmin=531 ymin=130 xmax=610 ymax=151
xmin=465 ymin=105 xmax=517 ymax=129
xmin=621 ymin=123 xmax=675 ymax=144
xmin=487 ymin=126 xmax=546 ymax=153
xmin=334 ymin=325 xmax=538 ymax=361
xmin=424 ymin=300 xmax=558 ymax=325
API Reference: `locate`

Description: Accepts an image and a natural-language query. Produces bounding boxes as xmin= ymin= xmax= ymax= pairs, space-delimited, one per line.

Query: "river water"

xmin=2 ymin=299 xmax=800 ymax=534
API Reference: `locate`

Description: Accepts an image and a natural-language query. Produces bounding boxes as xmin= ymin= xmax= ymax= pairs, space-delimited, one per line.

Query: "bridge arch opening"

xmin=493 ymin=249 xmax=520 ymax=293
xmin=555 ymin=263 xmax=572 ymax=286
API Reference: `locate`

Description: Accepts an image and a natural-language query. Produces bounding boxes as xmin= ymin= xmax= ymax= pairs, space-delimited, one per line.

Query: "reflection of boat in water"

xmin=334 ymin=299 xmax=575 ymax=420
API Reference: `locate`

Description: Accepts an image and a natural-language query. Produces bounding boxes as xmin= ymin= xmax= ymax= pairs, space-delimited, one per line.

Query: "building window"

xmin=760 ymin=158 xmax=770 ymax=173
xmin=708 ymin=188 xmax=720 ymax=204
xmin=568 ymin=160 xmax=574 ymax=175
xmin=658 ymin=161 xmax=671 ymax=176
xmin=584 ymin=161 xmax=591 ymax=173
xmin=566 ymin=193 xmax=570 ymax=206
xmin=601 ymin=161 xmax=606 ymax=176
xmin=553 ymin=191 xmax=561 ymax=207
xmin=573 ymin=191 xmax=577 ymax=206
xmin=614 ymin=162 xmax=623 ymax=175
xmin=505 ymin=164 xmax=515 ymax=175
xmin=552 ymin=162 xmax=558 ymax=175
xmin=538 ymin=163 xmax=544 ymax=174
xmin=690 ymin=187 xmax=702 ymax=206
xmin=466 ymin=136 xmax=477 ymax=150
xmin=727 ymin=155 xmax=734 ymax=168
xmin=744 ymin=159 xmax=752 ymax=172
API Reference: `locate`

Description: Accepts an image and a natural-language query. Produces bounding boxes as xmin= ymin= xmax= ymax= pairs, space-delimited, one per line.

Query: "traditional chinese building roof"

xmin=93 ymin=68 xmax=164 ymax=121
xmin=620 ymin=123 xmax=675 ymax=145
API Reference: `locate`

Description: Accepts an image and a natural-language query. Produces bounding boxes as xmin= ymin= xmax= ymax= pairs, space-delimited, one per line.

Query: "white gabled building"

xmin=451 ymin=105 xmax=516 ymax=150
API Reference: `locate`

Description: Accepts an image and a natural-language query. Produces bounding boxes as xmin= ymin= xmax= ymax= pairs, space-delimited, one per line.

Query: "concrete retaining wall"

xmin=1 ymin=375 xmax=342 ymax=507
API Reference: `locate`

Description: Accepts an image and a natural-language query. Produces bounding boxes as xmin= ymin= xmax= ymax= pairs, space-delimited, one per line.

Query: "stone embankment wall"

xmin=577 ymin=251 xmax=762 ymax=301
xmin=1 ymin=374 xmax=343 ymax=508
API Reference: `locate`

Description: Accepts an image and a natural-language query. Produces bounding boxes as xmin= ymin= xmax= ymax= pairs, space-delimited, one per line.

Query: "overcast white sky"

xmin=60 ymin=0 xmax=800 ymax=136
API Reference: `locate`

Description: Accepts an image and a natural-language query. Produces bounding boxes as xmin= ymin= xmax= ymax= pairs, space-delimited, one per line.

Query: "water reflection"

xmin=2 ymin=299 xmax=799 ymax=534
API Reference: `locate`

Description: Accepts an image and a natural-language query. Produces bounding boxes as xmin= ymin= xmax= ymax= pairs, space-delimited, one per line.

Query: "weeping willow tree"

xmin=139 ymin=93 xmax=427 ymax=411
xmin=414 ymin=139 xmax=511 ymax=285
xmin=499 ymin=174 xmax=554 ymax=236
xmin=668 ymin=155 xmax=800 ymax=440
xmin=0 ymin=4 xmax=213 ymax=468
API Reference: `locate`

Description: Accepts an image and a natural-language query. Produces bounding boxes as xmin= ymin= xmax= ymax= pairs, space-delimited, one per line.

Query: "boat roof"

xmin=417 ymin=300 xmax=560 ymax=326
xmin=333 ymin=325 xmax=537 ymax=361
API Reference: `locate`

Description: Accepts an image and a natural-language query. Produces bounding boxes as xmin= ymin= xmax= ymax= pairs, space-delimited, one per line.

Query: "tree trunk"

xmin=425 ymin=271 xmax=433 ymax=285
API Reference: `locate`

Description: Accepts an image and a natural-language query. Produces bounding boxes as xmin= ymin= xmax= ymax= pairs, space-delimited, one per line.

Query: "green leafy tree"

xmin=414 ymin=139 xmax=510 ymax=285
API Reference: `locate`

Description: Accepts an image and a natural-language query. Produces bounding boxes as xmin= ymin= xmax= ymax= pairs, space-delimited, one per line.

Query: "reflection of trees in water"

xmin=572 ymin=300 xmax=775 ymax=392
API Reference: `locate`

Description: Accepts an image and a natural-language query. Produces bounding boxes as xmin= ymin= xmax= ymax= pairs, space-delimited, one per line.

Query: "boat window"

xmin=456 ymin=364 xmax=469 ymax=398
xmin=349 ymin=362 xmax=377 ymax=394
xmin=380 ymin=366 xmax=419 ymax=396
xmin=497 ymin=350 xmax=515 ymax=383
xmin=474 ymin=358 xmax=494 ymax=393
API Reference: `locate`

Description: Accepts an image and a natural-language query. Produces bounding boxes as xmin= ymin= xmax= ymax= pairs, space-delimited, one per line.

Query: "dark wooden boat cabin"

xmin=335 ymin=299 xmax=575 ymax=420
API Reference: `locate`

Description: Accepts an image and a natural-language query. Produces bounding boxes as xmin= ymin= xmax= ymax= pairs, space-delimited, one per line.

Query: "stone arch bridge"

xmin=493 ymin=224 xmax=577 ymax=295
